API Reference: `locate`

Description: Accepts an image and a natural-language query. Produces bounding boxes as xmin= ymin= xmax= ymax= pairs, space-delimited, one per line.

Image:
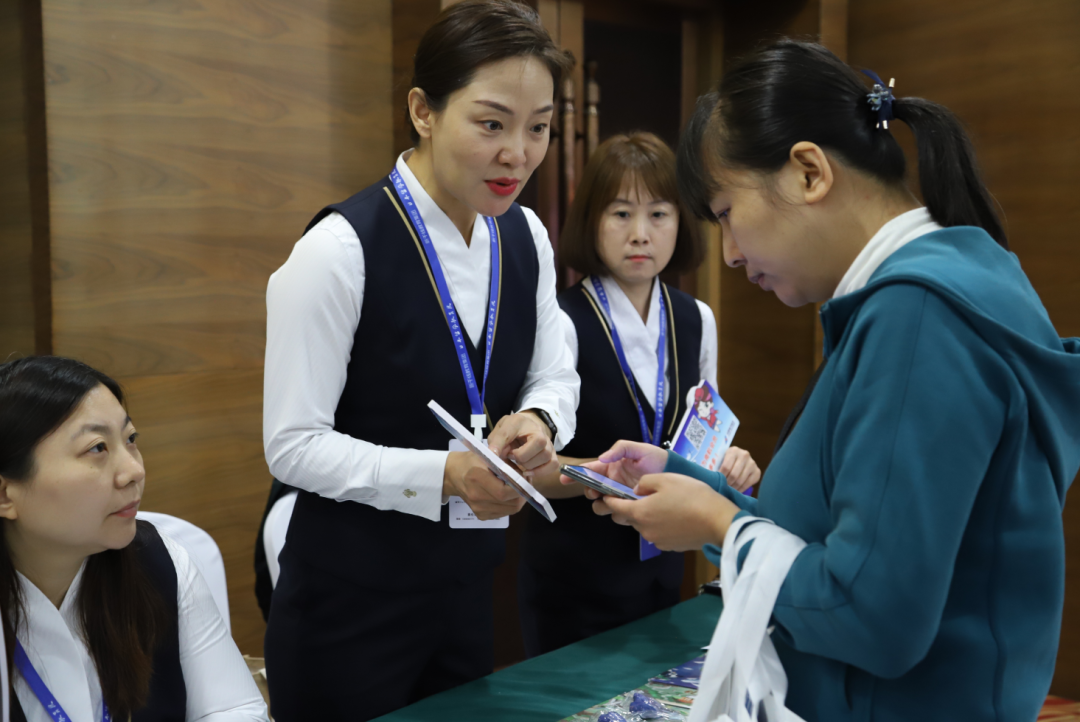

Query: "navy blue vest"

xmin=133 ymin=521 xmax=186 ymax=721
xmin=11 ymin=520 xmax=185 ymax=722
xmin=520 ymin=281 xmax=703 ymax=593
xmin=282 ymin=176 xmax=539 ymax=591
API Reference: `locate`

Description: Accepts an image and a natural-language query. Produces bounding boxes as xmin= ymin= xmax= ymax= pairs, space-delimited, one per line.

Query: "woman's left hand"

xmin=594 ymin=473 xmax=742 ymax=551
xmin=488 ymin=411 xmax=557 ymax=480
xmin=719 ymin=446 xmax=761 ymax=493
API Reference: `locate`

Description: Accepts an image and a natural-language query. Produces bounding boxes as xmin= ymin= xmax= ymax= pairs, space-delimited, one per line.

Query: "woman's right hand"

xmin=560 ymin=440 xmax=668 ymax=499
xmin=443 ymin=451 xmax=526 ymax=520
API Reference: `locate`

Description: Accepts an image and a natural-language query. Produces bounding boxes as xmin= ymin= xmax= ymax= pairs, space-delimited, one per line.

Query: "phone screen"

xmin=562 ymin=465 xmax=640 ymax=500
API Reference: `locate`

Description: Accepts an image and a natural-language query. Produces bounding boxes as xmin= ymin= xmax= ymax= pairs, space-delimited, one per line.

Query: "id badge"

xmin=447 ymin=439 xmax=509 ymax=529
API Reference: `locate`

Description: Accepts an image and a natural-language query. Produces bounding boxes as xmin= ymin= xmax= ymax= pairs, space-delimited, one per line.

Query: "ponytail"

xmin=892 ymin=97 xmax=1007 ymax=248
xmin=677 ymin=39 xmax=1008 ymax=249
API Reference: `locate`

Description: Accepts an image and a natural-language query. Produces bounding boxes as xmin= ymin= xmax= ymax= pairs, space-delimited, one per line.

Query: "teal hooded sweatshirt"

xmin=666 ymin=227 xmax=1080 ymax=722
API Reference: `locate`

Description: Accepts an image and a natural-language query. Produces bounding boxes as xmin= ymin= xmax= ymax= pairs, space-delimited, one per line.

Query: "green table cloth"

xmin=373 ymin=594 xmax=723 ymax=721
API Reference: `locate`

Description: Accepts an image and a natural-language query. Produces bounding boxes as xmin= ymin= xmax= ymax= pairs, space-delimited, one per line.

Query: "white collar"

xmin=833 ymin=207 xmax=943 ymax=298
xmin=587 ymin=274 xmax=661 ymax=330
xmin=395 ymin=150 xmax=483 ymax=247
xmin=16 ymin=563 xmax=98 ymax=722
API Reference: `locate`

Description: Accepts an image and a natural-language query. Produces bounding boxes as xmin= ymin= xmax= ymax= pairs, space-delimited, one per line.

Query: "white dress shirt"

xmin=562 ymin=275 xmax=718 ymax=413
xmin=14 ymin=533 xmax=267 ymax=722
xmin=264 ymin=152 xmax=580 ymax=523
xmin=833 ymin=207 xmax=943 ymax=298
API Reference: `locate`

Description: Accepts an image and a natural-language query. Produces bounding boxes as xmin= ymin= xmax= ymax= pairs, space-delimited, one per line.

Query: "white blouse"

xmin=263 ymin=151 xmax=580 ymax=524
xmin=562 ymin=275 xmax=719 ymax=413
xmin=14 ymin=532 xmax=267 ymax=722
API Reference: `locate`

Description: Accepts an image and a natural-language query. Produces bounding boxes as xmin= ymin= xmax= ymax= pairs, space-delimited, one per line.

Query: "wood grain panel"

xmin=122 ymin=368 xmax=265 ymax=646
xmin=818 ymin=0 xmax=847 ymax=61
xmin=849 ymin=0 xmax=1080 ymax=697
xmin=0 ymin=0 xmax=49 ymax=359
xmin=44 ymin=0 xmax=392 ymax=379
xmin=41 ymin=0 xmax=393 ymax=655
xmin=0 ymin=0 xmax=36 ymax=361
xmin=559 ymin=0 xmax=586 ymax=190
xmin=393 ymin=0 xmax=442 ymax=157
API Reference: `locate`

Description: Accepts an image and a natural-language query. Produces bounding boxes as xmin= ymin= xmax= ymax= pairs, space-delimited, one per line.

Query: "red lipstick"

xmin=486 ymin=178 xmax=520 ymax=197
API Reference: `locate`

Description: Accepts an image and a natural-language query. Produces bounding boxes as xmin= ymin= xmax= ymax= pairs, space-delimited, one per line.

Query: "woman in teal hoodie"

xmin=568 ymin=41 xmax=1080 ymax=722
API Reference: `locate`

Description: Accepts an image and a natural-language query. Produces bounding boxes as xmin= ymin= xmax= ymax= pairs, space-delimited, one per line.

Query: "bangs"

xmin=596 ymin=134 xmax=681 ymax=208
xmin=676 ymin=91 xmax=723 ymax=221
xmin=625 ymin=165 xmax=679 ymax=208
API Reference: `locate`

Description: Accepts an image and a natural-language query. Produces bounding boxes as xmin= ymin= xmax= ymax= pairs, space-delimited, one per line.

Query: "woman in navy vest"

xmin=0 ymin=356 xmax=266 ymax=722
xmin=518 ymin=133 xmax=760 ymax=657
xmin=261 ymin=2 xmax=579 ymax=719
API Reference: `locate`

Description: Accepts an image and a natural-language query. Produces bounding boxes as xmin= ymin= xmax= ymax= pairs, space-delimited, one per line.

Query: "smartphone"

xmin=560 ymin=464 xmax=641 ymax=500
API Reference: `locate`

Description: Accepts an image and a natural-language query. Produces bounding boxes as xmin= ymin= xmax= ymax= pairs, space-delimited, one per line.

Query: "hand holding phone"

xmin=559 ymin=465 xmax=641 ymax=500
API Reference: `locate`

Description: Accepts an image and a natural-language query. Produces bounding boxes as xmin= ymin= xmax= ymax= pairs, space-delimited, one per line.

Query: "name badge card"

xmin=448 ymin=439 xmax=509 ymax=529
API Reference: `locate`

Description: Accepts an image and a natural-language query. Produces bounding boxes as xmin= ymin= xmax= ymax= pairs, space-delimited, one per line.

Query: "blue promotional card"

xmin=670 ymin=381 xmax=739 ymax=474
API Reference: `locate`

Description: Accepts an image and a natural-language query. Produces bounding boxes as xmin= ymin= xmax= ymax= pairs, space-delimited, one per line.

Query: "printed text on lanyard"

xmin=391 ymin=168 xmax=499 ymax=438
xmin=16 ymin=639 xmax=112 ymax=722
xmin=591 ymin=276 xmax=667 ymax=445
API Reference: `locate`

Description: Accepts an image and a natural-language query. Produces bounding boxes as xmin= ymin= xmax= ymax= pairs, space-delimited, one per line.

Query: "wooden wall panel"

xmin=849 ymin=0 xmax=1080 ymax=697
xmin=41 ymin=0 xmax=393 ymax=655
xmin=393 ymin=0 xmax=441 ymax=157
xmin=0 ymin=0 xmax=47 ymax=360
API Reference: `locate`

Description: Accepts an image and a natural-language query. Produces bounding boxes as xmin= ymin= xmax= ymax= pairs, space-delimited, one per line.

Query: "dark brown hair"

xmin=0 ymin=356 xmax=167 ymax=718
xmin=407 ymin=0 xmax=574 ymax=143
xmin=677 ymin=39 xmax=1007 ymax=248
xmin=561 ymin=132 xmax=704 ymax=277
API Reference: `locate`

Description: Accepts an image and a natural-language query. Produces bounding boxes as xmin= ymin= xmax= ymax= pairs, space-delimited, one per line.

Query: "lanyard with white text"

xmin=15 ymin=639 xmax=112 ymax=722
xmin=591 ymin=276 xmax=667 ymax=445
xmin=391 ymin=167 xmax=499 ymax=438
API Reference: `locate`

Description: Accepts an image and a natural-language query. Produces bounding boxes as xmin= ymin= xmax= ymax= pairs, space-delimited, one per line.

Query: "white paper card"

xmin=428 ymin=400 xmax=557 ymax=522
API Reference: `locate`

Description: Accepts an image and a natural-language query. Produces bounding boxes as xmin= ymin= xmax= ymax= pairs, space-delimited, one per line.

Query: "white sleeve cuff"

xmin=363 ymin=447 xmax=448 ymax=522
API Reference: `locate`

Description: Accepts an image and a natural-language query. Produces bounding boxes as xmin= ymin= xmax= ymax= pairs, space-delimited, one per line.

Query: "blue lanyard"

xmin=15 ymin=639 xmax=111 ymax=722
xmin=591 ymin=276 xmax=667 ymax=445
xmin=391 ymin=168 xmax=500 ymax=438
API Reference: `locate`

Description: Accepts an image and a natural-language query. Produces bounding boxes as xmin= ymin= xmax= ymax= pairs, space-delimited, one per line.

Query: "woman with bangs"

xmin=519 ymin=132 xmax=761 ymax=658
xmin=576 ymin=41 xmax=1080 ymax=722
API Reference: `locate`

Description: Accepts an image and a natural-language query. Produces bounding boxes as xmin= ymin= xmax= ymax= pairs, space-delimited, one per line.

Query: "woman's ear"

xmin=407 ymin=87 xmax=435 ymax=141
xmin=786 ymin=141 xmax=834 ymax=206
xmin=0 ymin=477 xmax=18 ymax=521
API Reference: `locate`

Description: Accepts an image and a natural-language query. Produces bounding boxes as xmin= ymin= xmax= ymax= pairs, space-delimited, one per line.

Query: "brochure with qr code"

xmin=670 ymin=380 xmax=739 ymax=474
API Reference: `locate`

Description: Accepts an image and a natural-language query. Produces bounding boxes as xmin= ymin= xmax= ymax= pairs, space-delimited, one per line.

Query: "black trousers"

xmin=517 ymin=560 xmax=681 ymax=659
xmin=265 ymin=549 xmax=494 ymax=721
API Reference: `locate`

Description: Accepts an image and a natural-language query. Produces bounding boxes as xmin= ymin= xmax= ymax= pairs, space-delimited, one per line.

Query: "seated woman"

xmin=574 ymin=40 xmax=1080 ymax=722
xmin=0 ymin=356 xmax=267 ymax=721
xmin=521 ymin=131 xmax=760 ymax=658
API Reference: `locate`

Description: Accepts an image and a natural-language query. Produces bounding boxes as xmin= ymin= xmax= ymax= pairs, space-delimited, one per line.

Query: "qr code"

xmin=684 ymin=416 xmax=708 ymax=450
